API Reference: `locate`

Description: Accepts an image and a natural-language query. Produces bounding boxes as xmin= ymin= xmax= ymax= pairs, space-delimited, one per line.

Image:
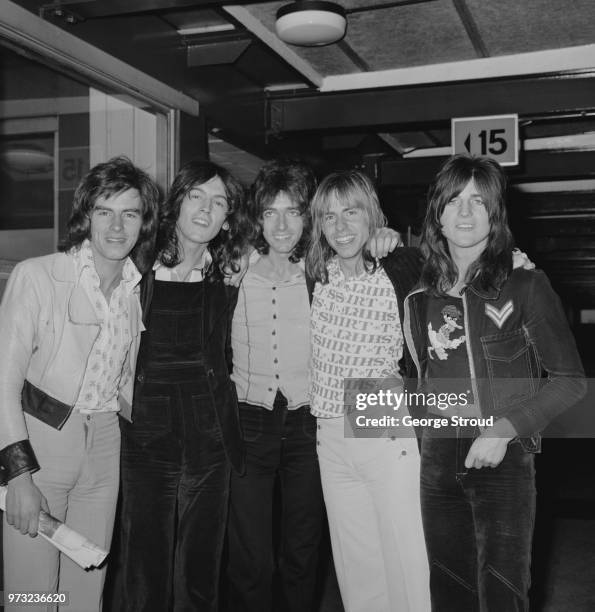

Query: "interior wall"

xmin=90 ymin=88 xmax=158 ymax=177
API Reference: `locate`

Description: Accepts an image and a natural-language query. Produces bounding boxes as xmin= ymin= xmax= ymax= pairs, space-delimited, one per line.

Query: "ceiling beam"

xmin=268 ymin=73 xmax=595 ymax=133
xmin=336 ymin=39 xmax=371 ymax=72
xmin=345 ymin=0 xmax=439 ymax=15
xmin=41 ymin=0 xmax=213 ymax=19
xmin=451 ymin=0 xmax=489 ymax=58
xmin=377 ymin=132 xmax=407 ymax=154
xmin=515 ymin=180 xmax=595 ymax=193
xmin=401 ymin=132 xmax=595 ymax=159
xmin=380 ymin=150 xmax=595 ymax=186
xmin=223 ymin=5 xmax=323 ymax=88
xmin=186 ymin=33 xmax=252 ymax=67
xmin=321 ymin=44 xmax=595 ymax=92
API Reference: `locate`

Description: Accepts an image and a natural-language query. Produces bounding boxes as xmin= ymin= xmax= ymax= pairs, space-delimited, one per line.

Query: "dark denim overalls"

xmin=113 ymin=280 xmax=230 ymax=612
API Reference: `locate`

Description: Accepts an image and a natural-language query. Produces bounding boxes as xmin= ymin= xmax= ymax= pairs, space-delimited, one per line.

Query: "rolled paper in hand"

xmin=0 ymin=486 xmax=108 ymax=569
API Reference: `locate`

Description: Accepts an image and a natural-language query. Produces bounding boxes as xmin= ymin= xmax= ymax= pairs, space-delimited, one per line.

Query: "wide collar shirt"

xmin=73 ymin=240 xmax=141 ymax=414
xmin=310 ymin=257 xmax=403 ymax=418
xmin=231 ymin=252 xmax=310 ymax=410
xmin=153 ymin=250 xmax=212 ymax=282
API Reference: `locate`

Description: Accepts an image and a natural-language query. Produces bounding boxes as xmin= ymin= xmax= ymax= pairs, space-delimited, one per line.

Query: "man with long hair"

xmin=307 ymin=170 xmax=431 ymax=612
xmin=110 ymin=160 xmax=245 ymax=612
xmin=226 ymin=159 xmax=324 ymax=612
xmin=403 ymin=154 xmax=586 ymax=611
xmin=0 ymin=156 xmax=160 ymax=611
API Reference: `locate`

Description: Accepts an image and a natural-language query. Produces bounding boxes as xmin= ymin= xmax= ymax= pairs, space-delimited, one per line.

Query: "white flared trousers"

xmin=317 ymin=416 xmax=430 ymax=612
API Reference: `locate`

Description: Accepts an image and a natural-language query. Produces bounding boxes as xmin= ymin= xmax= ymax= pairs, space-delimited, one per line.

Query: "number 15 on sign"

xmin=452 ymin=114 xmax=519 ymax=166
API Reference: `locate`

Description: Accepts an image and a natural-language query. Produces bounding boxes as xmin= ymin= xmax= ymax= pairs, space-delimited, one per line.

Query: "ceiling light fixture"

xmin=276 ymin=1 xmax=347 ymax=46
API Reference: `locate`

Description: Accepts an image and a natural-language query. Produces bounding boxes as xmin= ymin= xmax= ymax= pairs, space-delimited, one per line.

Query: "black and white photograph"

xmin=1 ymin=1 xmax=594 ymax=611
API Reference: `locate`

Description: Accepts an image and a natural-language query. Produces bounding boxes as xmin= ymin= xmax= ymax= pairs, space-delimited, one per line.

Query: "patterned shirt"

xmin=310 ymin=258 xmax=403 ymax=418
xmin=73 ymin=240 xmax=141 ymax=414
xmin=231 ymin=252 xmax=310 ymax=410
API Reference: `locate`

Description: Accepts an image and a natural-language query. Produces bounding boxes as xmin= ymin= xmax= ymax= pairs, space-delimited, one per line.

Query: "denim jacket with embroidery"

xmin=403 ymin=268 xmax=586 ymax=451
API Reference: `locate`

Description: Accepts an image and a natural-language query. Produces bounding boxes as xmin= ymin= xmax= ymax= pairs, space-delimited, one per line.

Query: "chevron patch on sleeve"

xmin=485 ymin=300 xmax=514 ymax=328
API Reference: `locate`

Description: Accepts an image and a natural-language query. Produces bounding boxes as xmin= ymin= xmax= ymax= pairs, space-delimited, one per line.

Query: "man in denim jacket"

xmin=405 ymin=267 xmax=586 ymax=449
xmin=403 ymin=154 xmax=586 ymax=612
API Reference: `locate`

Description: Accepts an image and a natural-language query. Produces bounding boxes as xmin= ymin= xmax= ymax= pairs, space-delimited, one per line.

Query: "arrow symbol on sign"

xmin=464 ymin=134 xmax=471 ymax=152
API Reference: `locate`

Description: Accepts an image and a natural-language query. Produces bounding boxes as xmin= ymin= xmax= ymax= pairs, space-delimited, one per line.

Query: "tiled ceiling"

xmin=242 ymin=0 xmax=595 ymax=77
xmin=247 ymin=0 xmax=477 ymax=74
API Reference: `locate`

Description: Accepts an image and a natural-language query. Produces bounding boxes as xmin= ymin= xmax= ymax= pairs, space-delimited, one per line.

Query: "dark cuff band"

xmin=0 ymin=440 xmax=40 ymax=484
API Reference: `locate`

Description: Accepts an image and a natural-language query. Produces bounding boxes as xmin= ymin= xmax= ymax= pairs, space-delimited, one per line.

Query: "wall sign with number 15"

xmin=452 ymin=114 xmax=519 ymax=166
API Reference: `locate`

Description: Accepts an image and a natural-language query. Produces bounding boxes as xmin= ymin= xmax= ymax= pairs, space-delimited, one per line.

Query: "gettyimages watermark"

xmin=342 ymin=377 xmax=593 ymax=438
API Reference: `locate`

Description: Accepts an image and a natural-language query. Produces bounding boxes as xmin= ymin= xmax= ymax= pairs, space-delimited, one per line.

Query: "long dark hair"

xmin=59 ymin=156 xmax=160 ymax=273
xmin=156 ymin=160 xmax=245 ymax=278
xmin=421 ymin=154 xmax=513 ymax=295
xmin=245 ymin=158 xmax=316 ymax=263
xmin=306 ymin=170 xmax=386 ymax=284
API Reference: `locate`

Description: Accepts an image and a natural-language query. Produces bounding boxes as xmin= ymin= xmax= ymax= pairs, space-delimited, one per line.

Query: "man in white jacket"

xmin=0 ymin=156 xmax=159 ymax=612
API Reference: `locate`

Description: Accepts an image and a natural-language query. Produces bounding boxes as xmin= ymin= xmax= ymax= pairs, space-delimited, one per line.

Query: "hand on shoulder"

xmin=367 ymin=228 xmax=402 ymax=259
xmin=512 ymin=248 xmax=535 ymax=271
